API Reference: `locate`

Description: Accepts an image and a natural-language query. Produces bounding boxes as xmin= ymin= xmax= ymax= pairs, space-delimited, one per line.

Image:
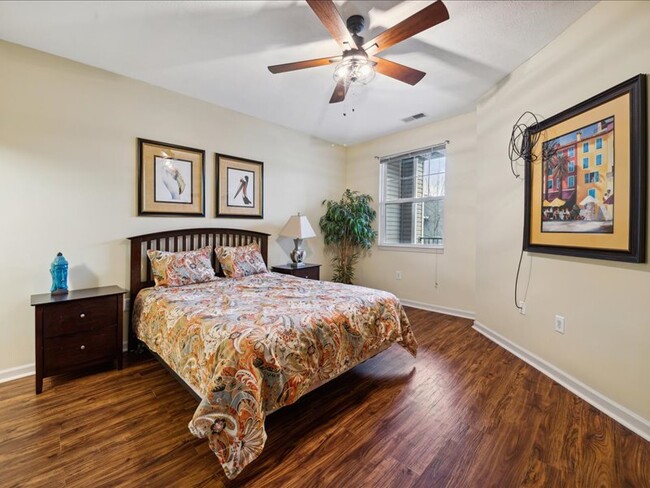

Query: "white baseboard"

xmin=473 ymin=320 xmax=650 ymax=442
xmin=0 ymin=363 xmax=35 ymax=383
xmin=400 ymin=299 xmax=475 ymax=320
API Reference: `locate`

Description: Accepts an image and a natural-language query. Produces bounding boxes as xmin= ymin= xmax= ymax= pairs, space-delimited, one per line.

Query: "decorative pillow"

xmin=216 ymin=242 xmax=268 ymax=278
xmin=147 ymin=246 xmax=216 ymax=287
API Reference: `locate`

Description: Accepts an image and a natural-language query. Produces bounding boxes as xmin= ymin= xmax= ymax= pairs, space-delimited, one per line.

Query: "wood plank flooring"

xmin=1 ymin=307 xmax=648 ymax=487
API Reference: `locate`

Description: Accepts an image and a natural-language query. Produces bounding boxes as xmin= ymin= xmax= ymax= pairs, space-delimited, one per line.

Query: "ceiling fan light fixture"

xmin=267 ymin=1 xmax=450 ymax=104
xmin=333 ymin=54 xmax=375 ymax=85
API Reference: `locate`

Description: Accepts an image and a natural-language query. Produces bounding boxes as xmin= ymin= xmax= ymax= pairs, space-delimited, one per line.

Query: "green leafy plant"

xmin=319 ymin=189 xmax=378 ymax=284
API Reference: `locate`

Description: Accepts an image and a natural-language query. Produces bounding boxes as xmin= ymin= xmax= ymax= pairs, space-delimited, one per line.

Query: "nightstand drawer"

xmin=271 ymin=263 xmax=320 ymax=280
xmin=44 ymin=327 xmax=117 ymax=373
xmin=43 ymin=296 xmax=117 ymax=337
xmin=293 ymin=267 xmax=319 ymax=280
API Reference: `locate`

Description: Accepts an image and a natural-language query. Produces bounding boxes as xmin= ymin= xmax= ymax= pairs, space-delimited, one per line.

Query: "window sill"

xmin=377 ymin=244 xmax=444 ymax=254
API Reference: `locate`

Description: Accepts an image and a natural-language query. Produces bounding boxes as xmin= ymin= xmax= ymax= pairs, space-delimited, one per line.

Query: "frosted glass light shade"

xmin=333 ymin=54 xmax=375 ymax=85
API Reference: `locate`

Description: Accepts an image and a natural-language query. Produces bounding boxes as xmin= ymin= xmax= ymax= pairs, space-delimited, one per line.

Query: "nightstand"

xmin=271 ymin=263 xmax=321 ymax=280
xmin=31 ymin=285 xmax=126 ymax=394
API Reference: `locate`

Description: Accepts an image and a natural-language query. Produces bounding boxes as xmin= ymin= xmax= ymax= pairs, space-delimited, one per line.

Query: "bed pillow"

xmin=147 ymin=246 xmax=217 ymax=287
xmin=216 ymin=242 xmax=268 ymax=278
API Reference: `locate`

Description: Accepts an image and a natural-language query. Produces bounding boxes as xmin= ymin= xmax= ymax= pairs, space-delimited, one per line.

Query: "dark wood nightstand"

xmin=271 ymin=263 xmax=321 ymax=280
xmin=31 ymin=286 xmax=126 ymax=394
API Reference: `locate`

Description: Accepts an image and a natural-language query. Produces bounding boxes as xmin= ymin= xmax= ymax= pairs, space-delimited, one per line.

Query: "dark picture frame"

xmin=138 ymin=138 xmax=205 ymax=216
xmin=215 ymin=153 xmax=264 ymax=218
xmin=524 ymin=74 xmax=647 ymax=263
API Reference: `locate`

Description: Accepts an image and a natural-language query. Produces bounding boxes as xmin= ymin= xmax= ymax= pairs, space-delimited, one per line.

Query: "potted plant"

xmin=319 ymin=189 xmax=377 ymax=284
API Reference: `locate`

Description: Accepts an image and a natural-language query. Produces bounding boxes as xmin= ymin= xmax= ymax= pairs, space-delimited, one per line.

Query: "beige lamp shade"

xmin=280 ymin=213 xmax=316 ymax=239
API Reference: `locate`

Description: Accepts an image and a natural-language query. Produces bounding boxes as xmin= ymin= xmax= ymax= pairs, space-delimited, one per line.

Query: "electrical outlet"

xmin=518 ymin=301 xmax=526 ymax=315
xmin=554 ymin=315 xmax=565 ymax=334
xmin=395 ymin=271 xmax=402 ymax=280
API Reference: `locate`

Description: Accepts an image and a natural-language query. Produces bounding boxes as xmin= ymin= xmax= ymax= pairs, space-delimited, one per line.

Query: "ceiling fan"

xmin=268 ymin=0 xmax=450 ymax=104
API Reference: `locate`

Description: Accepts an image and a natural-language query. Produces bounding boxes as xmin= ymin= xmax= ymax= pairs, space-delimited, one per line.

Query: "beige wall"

xmin=475 ymin=1 xmax=650 ymax=421
xmin=346 ymin=112 xmax=477 ymax=316
xmin=0 ymin=41 xmax=345 ymax=371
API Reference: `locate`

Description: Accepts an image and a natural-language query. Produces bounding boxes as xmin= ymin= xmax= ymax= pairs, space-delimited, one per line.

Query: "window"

xmin=568 ymin=175 xmax=575 ymax=188
xmin=568 ymin=147 xmax=575 ymax=157
xmin=583 ymin=142 xmax=589 ymax=152
xmin=596 ymin=138 xmax=603 ymax=149
xmin=596 ymin=154 xmax=603 ymax=166
xmin=583 ymin=157 xmax=589 ymax=169
xmin=548 ymin=179 xmax=553 ymax=189
xmin=585 ymin=171 xmax=600 ymax=183
xmin=568 ymin=162 xmax=575 ymax=172
xmin=380 ymin=145 xmax=446 ymax=248
xmin=589 ymin=188 xmax=596 ymax=198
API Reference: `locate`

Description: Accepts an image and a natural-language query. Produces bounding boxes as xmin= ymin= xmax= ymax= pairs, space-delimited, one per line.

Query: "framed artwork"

xmin=138 ymin=138 xmax=205 ymax=216
xmin=524 ymin=74 xmax=647 ymax=263
xmin=215 ymin=153 xmax=264 ymax=218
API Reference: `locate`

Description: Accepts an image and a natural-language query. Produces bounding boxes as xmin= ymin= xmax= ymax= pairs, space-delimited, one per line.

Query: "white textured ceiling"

xmin=0 ymin=1 xmax=596 ymax=145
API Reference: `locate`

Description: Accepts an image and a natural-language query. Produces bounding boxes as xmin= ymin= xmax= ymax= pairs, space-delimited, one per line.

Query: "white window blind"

xmin=379 ymin=144 xmax=446 ymax=248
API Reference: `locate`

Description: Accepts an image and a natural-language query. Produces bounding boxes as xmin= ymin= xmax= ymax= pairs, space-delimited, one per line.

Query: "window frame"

xmin=568 ymin=175 xmax=575 ymax=188
xmin=378 ymin=144 xmax=447 ymax=252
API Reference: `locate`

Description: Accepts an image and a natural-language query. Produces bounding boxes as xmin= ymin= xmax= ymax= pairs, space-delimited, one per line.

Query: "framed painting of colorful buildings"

xmin=524 ymin=74 xmax=647 ymax=262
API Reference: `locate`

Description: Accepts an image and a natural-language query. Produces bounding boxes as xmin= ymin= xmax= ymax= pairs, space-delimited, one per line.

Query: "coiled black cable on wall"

xmin=508 ymin=111 xmax=544 ymax=311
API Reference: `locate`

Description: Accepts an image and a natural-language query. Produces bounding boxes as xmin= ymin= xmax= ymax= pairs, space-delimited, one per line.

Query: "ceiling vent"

xmin=402 ymin=113 xmax=426 ymax=123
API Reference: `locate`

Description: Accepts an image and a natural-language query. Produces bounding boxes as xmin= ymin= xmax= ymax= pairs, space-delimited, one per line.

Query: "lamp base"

xmin=290 ymin=240 xmax=305 ymax=266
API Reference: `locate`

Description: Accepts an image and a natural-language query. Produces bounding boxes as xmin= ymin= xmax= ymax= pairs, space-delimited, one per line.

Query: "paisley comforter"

xmin=133 ymin=272 xmax=417 ymax=479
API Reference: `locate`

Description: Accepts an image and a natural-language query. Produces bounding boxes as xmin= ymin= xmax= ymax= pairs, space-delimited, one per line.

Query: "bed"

xmin=128 ymin=228 xmax=417 ymax=479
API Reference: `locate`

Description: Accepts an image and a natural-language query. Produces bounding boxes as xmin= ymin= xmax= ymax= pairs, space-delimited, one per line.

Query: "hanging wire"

xmin=514 ymin=248 xmax=524 ymax=310
xmin=342 ymin=82 xmax=358 ymax=117
xmin=509 ymin=111 xmax=546 ymax=311
xmin=508 ymin=111 xmax=544 ymax=179
xmin=434 ymin=251 xmax=439 ymax=289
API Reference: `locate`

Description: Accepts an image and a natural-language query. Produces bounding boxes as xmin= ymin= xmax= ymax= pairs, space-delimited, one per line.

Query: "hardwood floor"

xmin=1 ymin=307 xmax=648 ymax=487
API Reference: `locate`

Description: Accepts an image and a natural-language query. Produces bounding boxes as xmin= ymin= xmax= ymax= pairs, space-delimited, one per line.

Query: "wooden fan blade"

xmin=268 ymin=55 xmax=341 ymax=74
xmin=363 ymin=0 xmax=449 ymax=55
xmin=329 ymin=80 xmax=348 ymax=104
xmin=307 ymin=0 xmax=357 ymax=49
xmin=372 ymin=57 xmax=426 ymax=86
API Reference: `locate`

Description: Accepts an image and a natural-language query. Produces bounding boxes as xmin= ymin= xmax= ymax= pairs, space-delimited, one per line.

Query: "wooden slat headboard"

xmin=127 ymin=228 xmax=270 ymax=349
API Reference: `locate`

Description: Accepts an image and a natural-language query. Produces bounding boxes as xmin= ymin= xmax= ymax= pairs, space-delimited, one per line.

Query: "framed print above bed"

xmin=523 ymin=74 xmax=647 ymax=263
xmin=138 ymin=138 xmax=206 ymax=216
xmin=216 ymin=153 xmax=264 ymax=218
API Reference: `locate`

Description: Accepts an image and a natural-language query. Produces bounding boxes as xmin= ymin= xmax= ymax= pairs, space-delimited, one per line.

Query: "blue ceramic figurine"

xmin=50 ymin=252 xmax=69 ymax=295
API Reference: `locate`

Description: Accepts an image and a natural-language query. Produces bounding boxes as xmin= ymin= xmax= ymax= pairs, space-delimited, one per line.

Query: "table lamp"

xmin=280 ymin=213 xmax=316 ymax=266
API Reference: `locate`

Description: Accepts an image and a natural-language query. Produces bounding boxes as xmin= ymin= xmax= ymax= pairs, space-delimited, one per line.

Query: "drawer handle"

xmin=80 ymin=345 xmax=86 ymax=350
xmin=80 ymin=313 xmax=86 ymax=318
